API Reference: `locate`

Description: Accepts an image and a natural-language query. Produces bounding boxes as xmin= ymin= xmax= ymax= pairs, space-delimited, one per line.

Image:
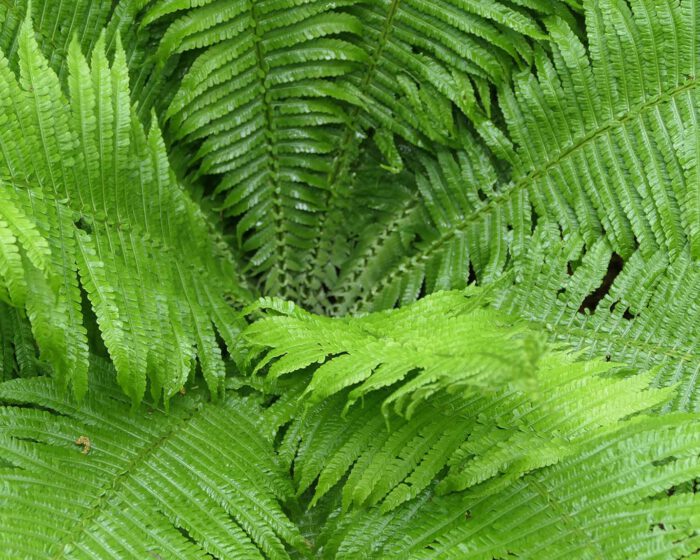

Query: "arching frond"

xmin=296 ymin=0 xmax=579 ymax=309
xmin=334 ymin=0 xmax=578 ymax=147
xmin=249 ymin=287 xmax=672 ymax=514
xmin=140 ymin=0 xmax=581 ymax=306
xmin=319 ymin=414 xmax=700 ymax=559
xmin=143 ymin=0 xmax=367 ymax=300
xmin=0 ymin=358 xmax=304 ymax=559
xmin=0 ymin=17 xmax=253 ymax=403
xmin=248 ymin=289 xmax=544 ymax=413
xmin=333 ymin=0 xmax=697 ymax=315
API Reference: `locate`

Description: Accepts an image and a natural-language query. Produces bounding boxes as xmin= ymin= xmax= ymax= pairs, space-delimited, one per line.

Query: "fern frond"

xmin=141 ymin=1 xmax=580 ymax=306
xmin=0 ymin=358 xmax=304 ymax=558
xmin=250 ymin=287 xmax=672 ymax=514
xmin=0 ymin=302 xmax=42 ymax=381
xmin=141 ymin=0 xmax=367 ymax=301
xmin=0 ymin=0 xmax=115 ymax=80
xmin=248 ymin=289 xmax=543 ymax=414
xmin=297 ymin=0 xmax=579 ymax=309
xmin=319 ymin=414 xmax=700 ymax=559
xmin=500 ymin=224 xmax=700 ymax=412
xmin=502 ymin=5 xmax=697 ymax=261
xmin=330 ymin=137 xmax=510 ymax=314
xmin=0 ymin=17 xmax=253 ymax=403
xmin=317 ymin=0 xmax=700 ymax=411
xmin=335 ymin=0 xmax=697 ymax=315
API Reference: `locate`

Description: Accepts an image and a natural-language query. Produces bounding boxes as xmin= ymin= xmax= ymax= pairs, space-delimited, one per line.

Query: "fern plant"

xmin=0 ymin=0 xmax=699 ymax=558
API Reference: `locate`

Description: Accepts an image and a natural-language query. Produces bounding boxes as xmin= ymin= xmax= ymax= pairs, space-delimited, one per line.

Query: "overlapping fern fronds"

xmin=141 ymin=0 xmax=582 ymax=305
xmin=248 ymin=289 xmax=676 ymax=517
xmin=0 ymin=358 xmax=304 ymax=559
xmin=0 ymin=16 xmax=252 ymax=403
xmin=1 ymin=0 xmax=700 ymax=558
xmin=331 ymin=0 xmax=698 ymax=316
xmin=318 ymin=413 xmax=700 ymax=558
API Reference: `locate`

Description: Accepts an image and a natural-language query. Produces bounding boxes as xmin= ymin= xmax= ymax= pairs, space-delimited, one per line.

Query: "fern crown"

xmin=0 ymin=0 xmax=699 ymax=558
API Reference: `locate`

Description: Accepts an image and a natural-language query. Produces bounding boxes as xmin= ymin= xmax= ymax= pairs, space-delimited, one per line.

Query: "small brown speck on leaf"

xmin=75 ymin=435 xmax=91 ymax=455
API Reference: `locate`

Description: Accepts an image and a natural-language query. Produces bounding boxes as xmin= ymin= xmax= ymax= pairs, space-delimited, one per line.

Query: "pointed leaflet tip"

xmin=91 ymin=29 xmax=108 ymax=69
xmin=112 ymin=31 xmax=128 ymax=73
xmin=19 ymin=1 xmax=33 ymax=42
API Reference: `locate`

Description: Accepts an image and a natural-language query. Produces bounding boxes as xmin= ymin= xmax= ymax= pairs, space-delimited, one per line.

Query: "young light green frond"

xmin=319 ymin=414 xmax=700 ymax=559
xmin=251 ymin=287 xmax=672 ymax=514
xmin=0 ymin=358 xmax=305 ymax=559
xmin=247 ymin=289 xmax=543 ymax=414
xmin=0 ymin=17 xmax=254 ymax=403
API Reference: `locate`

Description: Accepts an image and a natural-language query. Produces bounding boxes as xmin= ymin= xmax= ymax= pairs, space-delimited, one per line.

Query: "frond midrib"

xmin=299 ymin=0 xmax=404 ymax=297
xmin=47 ymin=401 xmax=206 ymax=558
xmin=333 ymin=189 xmax=421 ymax=310
xmin=249 ymin=1 xmax=293 ymax=294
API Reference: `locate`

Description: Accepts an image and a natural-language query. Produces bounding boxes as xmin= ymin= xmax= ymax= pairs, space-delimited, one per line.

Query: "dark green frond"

xmin=143 ymin=0 xmax=367 ymax=300
xmin=330 ymin=137 xmax=511 ymax=314
xmin=336 ymin=0 xmax=697 ymax=315
xmin=0 ymin=302 xmax=42 ymax=381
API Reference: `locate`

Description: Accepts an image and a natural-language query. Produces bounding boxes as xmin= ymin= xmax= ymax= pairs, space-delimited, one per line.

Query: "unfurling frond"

xmin=0 ymin=17 xmax=252 ymax=403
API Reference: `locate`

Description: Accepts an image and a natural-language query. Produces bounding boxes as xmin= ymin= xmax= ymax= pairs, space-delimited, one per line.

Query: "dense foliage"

xmin=0 ymin=0 xmax=699 ymax=558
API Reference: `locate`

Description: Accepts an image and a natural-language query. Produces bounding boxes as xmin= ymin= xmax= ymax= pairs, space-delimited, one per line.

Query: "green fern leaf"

xmin=250 ymin=287 xmax=673 ymax=514
xmin=0 ymin=358 xmax=305 ymax=559
xmin=0 ymin=16 xmax=253 ymax=403
xmin=320 ymin=414 xmax=700 ymax=558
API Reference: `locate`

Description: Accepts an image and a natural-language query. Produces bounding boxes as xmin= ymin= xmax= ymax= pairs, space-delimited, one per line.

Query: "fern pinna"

xmin=0 ymin=0 xmax=699 ymax=559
